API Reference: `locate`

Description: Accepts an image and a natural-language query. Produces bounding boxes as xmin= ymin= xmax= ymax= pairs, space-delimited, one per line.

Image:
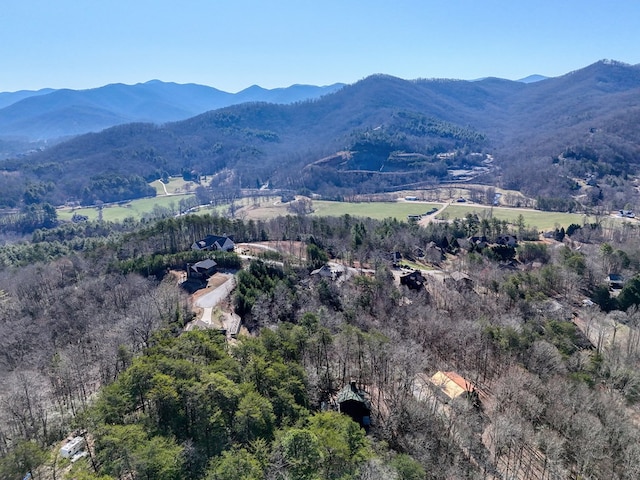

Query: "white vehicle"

xmin=60 ymin=436 xmax=85 ymax=459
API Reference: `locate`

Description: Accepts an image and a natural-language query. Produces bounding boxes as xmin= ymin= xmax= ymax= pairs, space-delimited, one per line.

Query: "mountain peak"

xmin=517 ymin=74 xmax=548 ymax=84
xmin=597 ymin=58 xmax=630 ymax=67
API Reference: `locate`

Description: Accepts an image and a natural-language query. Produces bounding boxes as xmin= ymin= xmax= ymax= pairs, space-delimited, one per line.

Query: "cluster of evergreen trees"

xmin=35 ymin=327 xmax=422 ymax=480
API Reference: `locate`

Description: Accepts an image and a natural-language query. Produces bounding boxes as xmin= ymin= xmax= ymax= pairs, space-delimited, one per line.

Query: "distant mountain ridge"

xmin=0 ymin=81 xmax=346 ymax=140
xmin=0 ymin=88 xmax=56 ymax=110
xmin=3 ymin=59 xmax=640 ymax=207
xmin=516 ymin=74 xmax=548 ymax=83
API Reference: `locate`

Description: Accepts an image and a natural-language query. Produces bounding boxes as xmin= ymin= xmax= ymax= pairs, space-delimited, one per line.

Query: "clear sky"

xmin=1 ymin=0 xmax=638 ymax=92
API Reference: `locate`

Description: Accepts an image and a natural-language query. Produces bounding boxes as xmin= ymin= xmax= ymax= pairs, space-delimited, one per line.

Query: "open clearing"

xmin=437 ymin=204 xmax=591 ymax=231
xmin=309 ymin=200 xmax=596 ymax=230
xmin=200 ymin=197 xmax=615 ymax=231
xmin=151 ymin=177 xmax=203 ymax=196
xmin=57 ymin=190 xmax=630 ymax=232
xmin=57 ymin=195 xmax=196 ymax=222
xmin=311 ymin=200 xmax=441 ymax=220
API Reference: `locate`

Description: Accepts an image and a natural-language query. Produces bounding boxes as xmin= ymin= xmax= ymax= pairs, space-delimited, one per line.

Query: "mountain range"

xmin=0 ymin=81 xmax=345 ymax=141
xmin=2 ymin=60 xmax=640 ymax=208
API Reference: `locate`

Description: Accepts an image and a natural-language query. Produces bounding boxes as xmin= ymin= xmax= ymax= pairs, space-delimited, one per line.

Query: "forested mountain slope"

xmin=2 ymin=60 xmax=640 ymax=206
xmin=2 ymin=212 xmax=640 ymax=478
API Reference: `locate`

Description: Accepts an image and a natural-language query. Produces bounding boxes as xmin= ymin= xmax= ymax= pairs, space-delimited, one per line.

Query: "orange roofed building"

xmin=429 ymin=371 xmax=479 ymax=406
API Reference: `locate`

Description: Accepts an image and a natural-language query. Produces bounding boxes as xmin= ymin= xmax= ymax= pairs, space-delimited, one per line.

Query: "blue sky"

xmin=1 ymin=1 xmax=638 ymax=92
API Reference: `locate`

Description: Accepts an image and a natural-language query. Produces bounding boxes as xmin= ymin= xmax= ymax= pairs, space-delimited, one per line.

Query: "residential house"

xmin=429 ymin=371 xmax=479 ymax=407
xmin=311 ymin=264 xmax=343 ymax=280
xmin=445 ymin=271 xmax=473 ymax=290
xmin=187 ymin=259 xmax=218 ymax=279
xmin=606 ymin=273 xmax=625 ymax=290
xmin=496 ymin=234 xmax=518 ymax=247
xmin=337 ymin=380 xmax=371 ymax=431
xmin=191 ymin=234 xmax=235 ymax=252
xmin=424 ymin=241 xmax=445 ymax=263
xmin=466 ymin=236 xmax=488 ymax=249
xmin=400 ymin=270 xmax=425 ymax=290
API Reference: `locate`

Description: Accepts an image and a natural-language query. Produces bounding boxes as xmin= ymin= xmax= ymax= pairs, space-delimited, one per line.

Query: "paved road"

xmin=195 ymin=274 xmax=236 ymax=308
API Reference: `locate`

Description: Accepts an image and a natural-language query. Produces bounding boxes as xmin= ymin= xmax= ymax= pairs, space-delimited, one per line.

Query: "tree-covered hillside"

xmin=2 ymin=209 xmax=640 ymax=478
xmin=3 ymin=61 xmax=640 ymax=208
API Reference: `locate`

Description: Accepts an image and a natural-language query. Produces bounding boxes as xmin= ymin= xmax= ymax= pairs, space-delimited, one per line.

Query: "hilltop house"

xmin=311 ymin=264 xmax=343 ymax=281
xmin=187 ymin=259 xmax=218 ymax=280
xmin=400 ymin=270 xmax=425 ymax=290
xmin=191 ymin=234 xmax=235 ymax=252
xmin=337 ymin=381 xmax=371 ymax=431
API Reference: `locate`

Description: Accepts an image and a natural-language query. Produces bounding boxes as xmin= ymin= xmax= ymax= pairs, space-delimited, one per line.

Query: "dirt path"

xmin=418 ymin=203 xmax=449 ymax=226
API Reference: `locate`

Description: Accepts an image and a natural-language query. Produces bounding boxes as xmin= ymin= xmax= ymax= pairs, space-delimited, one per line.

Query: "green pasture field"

xmin=57 ymin=195 xmax=196 ymax=222
xmin=311 ymin=201 xmax=441 ymax=220
xmin=437 ymin=204 xmax=590 ymax=230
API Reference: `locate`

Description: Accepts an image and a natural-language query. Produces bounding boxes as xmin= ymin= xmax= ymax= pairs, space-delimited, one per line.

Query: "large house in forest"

xmin=187 ymin=259 xmax=218 ymax=280
xmin=191 ymin=234 xmax=235 ymax=252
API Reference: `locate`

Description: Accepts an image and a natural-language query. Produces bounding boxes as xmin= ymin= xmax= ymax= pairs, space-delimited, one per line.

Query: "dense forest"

xmin=1 ymin=209 xmax=640 ymax=478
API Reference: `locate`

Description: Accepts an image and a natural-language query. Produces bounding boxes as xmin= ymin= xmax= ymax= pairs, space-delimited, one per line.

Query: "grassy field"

xmin=151 ymin=177 xmax=201 ymax=195
xmin=311 ymin=201 xmax=440 ymax=220
xmin=58 ymin=192 xmax=277 ymax=223
xmin=57 ymin=195 xmax=196 ymax=222
xmin=56 ymin=191 xmax=622 ymax=232
xmin=437 ymin=204 xmax=590 ymax=231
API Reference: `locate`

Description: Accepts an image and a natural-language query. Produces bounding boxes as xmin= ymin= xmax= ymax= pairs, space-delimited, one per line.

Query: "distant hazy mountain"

xmin=517 ymin=74 xmax=548 ymax=83
xmin=0 ymin=88 xmax=56 ymax=110
xmin=0 ymin=81 xmax=345 ymax=140
xmin=5 ymin=60 xmax=640 ymax=206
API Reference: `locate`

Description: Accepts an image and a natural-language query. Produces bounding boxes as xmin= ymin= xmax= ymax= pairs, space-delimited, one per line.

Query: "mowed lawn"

xmin=311 ymin=201 xmax=441 ymax=220
xmin=438 ymin=204 xmax=590 ymax=230
xmin=57 ymin=195 xmax=196 ymax=222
